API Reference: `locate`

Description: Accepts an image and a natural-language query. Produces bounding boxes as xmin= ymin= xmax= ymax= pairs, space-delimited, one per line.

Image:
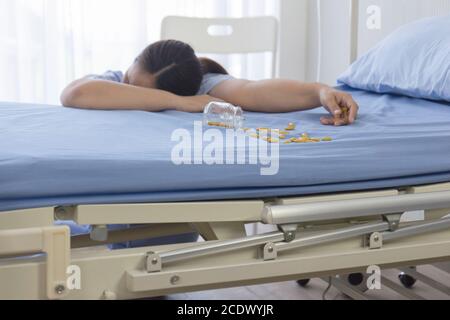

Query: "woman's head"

xmin=124 ymin=40 xmax=228 ymax=96
xmin=124 ymin=40 xmax=203 ymax=96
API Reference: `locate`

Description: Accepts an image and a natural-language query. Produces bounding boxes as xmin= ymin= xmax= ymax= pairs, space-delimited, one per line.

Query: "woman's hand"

xmin=319 ymin=87 xmax=359 ymax=126
xmin=176 ymin=95 xmax=225 ymax=113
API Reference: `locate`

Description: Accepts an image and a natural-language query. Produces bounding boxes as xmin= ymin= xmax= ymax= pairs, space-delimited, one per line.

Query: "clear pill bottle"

xmin=203 ymin=101 xmax=245 ymax=129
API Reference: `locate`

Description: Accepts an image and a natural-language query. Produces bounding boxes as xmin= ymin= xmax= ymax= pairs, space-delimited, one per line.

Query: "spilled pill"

xmin=285 ymin=123 xmax=296 ymax=131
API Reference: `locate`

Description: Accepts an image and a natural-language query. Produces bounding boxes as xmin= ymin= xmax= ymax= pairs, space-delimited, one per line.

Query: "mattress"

xmin=1 ymin=86 xmax=450 ymax=212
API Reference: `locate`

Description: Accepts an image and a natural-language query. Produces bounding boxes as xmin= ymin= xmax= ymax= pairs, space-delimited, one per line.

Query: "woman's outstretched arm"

xmin=61 ymin=78 xmax=218 ymax=112
xmin=209 ymin=79 xmax=359 ymax=125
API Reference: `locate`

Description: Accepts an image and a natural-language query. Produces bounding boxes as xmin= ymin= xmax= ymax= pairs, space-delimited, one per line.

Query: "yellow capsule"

xmin=285 ymin=124 xmax=296 ymax=131
xmin=336 ymin=107 xmax=350 ymax=121
xmin=209 ymin=121 xmax=232 ymax=128
xmin=279 ymin=135 xmax=287 ymax=140
xmin=279 ymin=131 xmax=290 ymax=135
xmin=322 ymin=137 xmax=333 ymax=142
xmin=263 ymin=138 xmax=279 ymax=143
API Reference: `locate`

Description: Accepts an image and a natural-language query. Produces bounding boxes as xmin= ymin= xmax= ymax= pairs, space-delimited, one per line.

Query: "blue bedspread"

xmin=1 ymin=86 xmax=450 ymax=212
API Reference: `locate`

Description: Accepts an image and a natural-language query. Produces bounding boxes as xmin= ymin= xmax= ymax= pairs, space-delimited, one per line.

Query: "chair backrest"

xmin=161 ymin=16 xmax=279 ymax=78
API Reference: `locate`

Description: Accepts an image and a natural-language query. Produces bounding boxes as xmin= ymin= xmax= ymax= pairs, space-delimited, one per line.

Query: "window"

xmin=0 ymin=0 xmax=279 ymax=104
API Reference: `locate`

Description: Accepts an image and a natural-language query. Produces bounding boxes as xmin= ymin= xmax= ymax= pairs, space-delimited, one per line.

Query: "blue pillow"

xmin=338 ymin=15 xmax=450 ymax=102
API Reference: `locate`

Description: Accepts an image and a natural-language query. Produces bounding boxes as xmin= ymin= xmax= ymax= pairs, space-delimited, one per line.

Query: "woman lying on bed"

xmin=61 ymin=40 xmax=359 ymax=126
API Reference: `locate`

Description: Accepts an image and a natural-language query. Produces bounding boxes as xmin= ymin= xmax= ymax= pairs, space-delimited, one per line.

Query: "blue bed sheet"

xmin=1 ymin=86 xmax=450 ymax=212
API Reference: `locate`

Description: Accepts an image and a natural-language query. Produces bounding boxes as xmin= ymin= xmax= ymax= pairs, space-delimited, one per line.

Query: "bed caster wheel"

xmin=297 ymin=279 xmax=311 ymax=287
xmin=347 ymin=273 xmax=364 ymax=287
xmin=344 ymin=273 xmax=369 ymax=292
xmin=398 ymin=273 xmax=417 ymax=289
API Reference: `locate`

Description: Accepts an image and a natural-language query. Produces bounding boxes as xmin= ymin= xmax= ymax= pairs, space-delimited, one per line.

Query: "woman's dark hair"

xmin=138 ymin=40 xmax=228 ymax=96
xmin=138 ymin=40 xmax=203 ymax=96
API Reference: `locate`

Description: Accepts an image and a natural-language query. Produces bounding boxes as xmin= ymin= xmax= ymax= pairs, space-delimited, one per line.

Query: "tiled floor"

xmin=164 ymin=265 xmax=450 ymax=300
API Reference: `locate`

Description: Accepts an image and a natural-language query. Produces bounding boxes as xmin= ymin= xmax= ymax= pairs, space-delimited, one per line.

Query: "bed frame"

xmin=2 ymin=2 xmax=450 ymax=300
xmin=1 ymin=182 xmax=450 ymax=299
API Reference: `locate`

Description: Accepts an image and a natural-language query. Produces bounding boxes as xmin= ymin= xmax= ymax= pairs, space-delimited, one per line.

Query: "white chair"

xmin=161 ymin=16 xmax=279 ymax=78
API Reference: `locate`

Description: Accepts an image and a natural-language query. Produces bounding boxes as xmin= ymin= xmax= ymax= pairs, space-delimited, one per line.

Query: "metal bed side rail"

xmin=145 ymin=217 xmax=450 ymax=272
xmin=147 ymin=232 xmax=285 ymax=272
xmin=262 ymin=190 xmax=450 ymax=225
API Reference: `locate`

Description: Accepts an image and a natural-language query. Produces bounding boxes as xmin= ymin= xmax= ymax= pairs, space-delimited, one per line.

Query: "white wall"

xmin=279 ymin=0 xmax=450 ymax=85
xmin=278 ymin=0 xmax=308 ymax=80
xmin=357 ymin=0 xmax=450 ymax=55
xmin=278 ymin=0 xmax=353 ymax=85
xmin=305 ymin=0 xmax=352 ymax=85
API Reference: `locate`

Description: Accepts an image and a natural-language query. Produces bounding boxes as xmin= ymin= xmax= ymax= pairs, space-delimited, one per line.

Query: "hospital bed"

xmin=1 ymin=83 xmax=450 ymax=300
